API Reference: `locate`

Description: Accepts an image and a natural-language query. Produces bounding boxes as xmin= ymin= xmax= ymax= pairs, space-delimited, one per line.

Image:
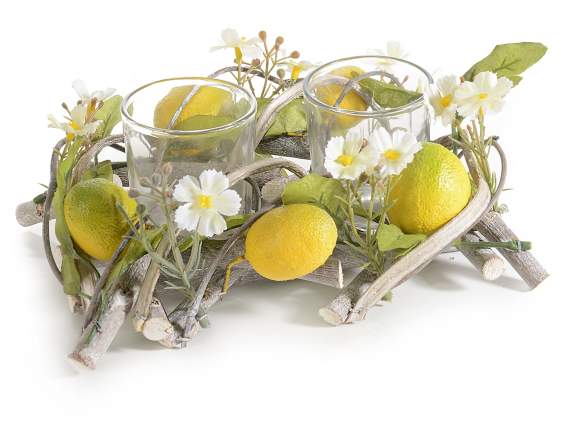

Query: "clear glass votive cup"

xmin=303 ymin=56 xmax=433 ymax=175
xmin=121 ymin=77 xmax=256 ymax=220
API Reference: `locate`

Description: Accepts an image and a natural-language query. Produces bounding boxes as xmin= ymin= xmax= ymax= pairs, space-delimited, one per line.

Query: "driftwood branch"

xmin=68 ymin=256 xmax=150 ymax=369
xmin=319 ymin=269 xmax=377 ymax=326
xmin=321 ymin=151 xmax=492 ymax=325
xmin=132 ymin=237 xmax=170 ymax=332
xmin=475 ymin=212 xmax=549 ymax=288
xmin=457 ymin=232 xmax=506 ymax=281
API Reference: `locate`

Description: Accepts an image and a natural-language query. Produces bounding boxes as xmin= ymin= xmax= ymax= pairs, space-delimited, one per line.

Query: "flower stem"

xmin=456 ymin=239 xmax=532 ymax=252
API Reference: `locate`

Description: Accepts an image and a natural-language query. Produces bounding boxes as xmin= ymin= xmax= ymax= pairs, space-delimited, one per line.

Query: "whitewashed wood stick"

xmin=319 ymin=270 xmax=377 ymax=326
xmin=257 ymin=135 xmax=309 ymax=159
xmin=68 ymin=256 xmax=150 ymax=369
xmin=346 ymin=155 xmax=491 ymax=323
xmin=132 ymin=238 xmax=170 ymax=332
xmin=475 ymin=211 xmax=549 ymax=288
xmin=261 ymin=176 xmax=296 ymax=204
xmin=15 ymin=200 xmax=52 ymax=227
xmin=321 ymin=153 xmax=491 ymax=325
xmin=458 ymin=232 xmax=506 ymax=281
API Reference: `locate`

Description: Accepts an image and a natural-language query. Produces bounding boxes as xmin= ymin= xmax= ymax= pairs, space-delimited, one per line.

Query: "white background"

xmin=2 ymin=0 xmax=571 ymax=427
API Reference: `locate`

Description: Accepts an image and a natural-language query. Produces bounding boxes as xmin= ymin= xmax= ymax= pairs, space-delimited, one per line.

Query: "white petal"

xmin=47 ymin=114 xmax=64 ymax=129
xmin=72 ymin=79 xmax=89 ymax=100
xmin=440 ymin=105 xmax=457 ymax=126
xmin=80 ymin=121 xmax=101 ymax=136
xmin=198 ymin=169 xmax=229 ymax=195
xmin=244 ymin=37 xmax=262 ymax=46
xmin=488 ymin=98 xmax=505 ymax=114
xmin=325 ymin=136 xmax=345 ymax=161
xmin=369 ymin=127 xmax=392 ymax=152
xmin=197 ymin=211 xmax=226 ymax=237
xmin=173 ymin=175 xmax=201 ymax=203
xmin=386 ymin=40 xmax=406 ymax=59
xmin=492 ymin=76 xmax=513 ymax=98
xmin=174 ymin=204 xmax=200 ymax=232
xmin=454 ymin=81 xmax=477 ymax=101
xmin=340 ymin=162 xmax=365 ymax=180
xmin=94 ymin=87 xmax=116 ymax=101
xmin=474 ymin=71 xmax=497 ymax=93
xmin=438 ymin=75 xmax=460 ymax=95
xmin=240 ymin=45 xmax=261 ymax=58
xmin=214 ymin=189 xmax=241 ymax=216
xmin=221 ymin=28 xmax=240 ymax=46
xmin=325 ymin=159 xmax=343 ymax=178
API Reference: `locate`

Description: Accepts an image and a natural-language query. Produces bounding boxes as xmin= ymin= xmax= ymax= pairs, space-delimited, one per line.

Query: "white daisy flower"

xmin=324 ymin=129 xmax=380 ymax=180
xmin=424 ymin=75 xmax=461 ymax=126
xmin=210 ymin=28 xmax=261 ymax=58
xmin=47 ymin=104 xmax=101 ymax=140
xmin=173 ymin=170 xmax=241 ymax=237
xmin=370 ymin=128 xmax=421 ymax=176
xmin=454 ymin=71 xmax=513 ymax=118
xmin=72 ymin=79 xmax=115 ymax=105
xmin=280 ymin=59 xmax=319 ymax=81
xmin=370 ymin=40 xmax=409 ymax=71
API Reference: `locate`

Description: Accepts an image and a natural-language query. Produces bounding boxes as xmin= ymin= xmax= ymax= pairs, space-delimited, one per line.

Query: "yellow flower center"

xmin=197 ymin=194 xmax=213 ymax=209
xmin=384 ymin=149 xmax=401 ymax=161
xmin=234 ymin=47 xmax=243 ymax=62
xmin=336 ymin=154 xmax=354 ymax=167
xmin=291 ymin=65 xmax=301 ymax=81
xmin=478 ymin=92 xmax=488 ymax=100
xmin=439 ymin=94 xmax=452 ymax=108
xmin=69 ymin=120 xmax=81 ymax=131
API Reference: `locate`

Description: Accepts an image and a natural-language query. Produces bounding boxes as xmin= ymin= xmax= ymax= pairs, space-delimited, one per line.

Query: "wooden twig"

xmin=457 ymin=232 xmax=506 ymax=281
xmin=68 ymin=256 xmax=150 ymax=369
xmin=132 ymin=237 xmax=170 ymax=332
xmin=475 ymin=211 xmax=549 ymax=288
xmin=257 ymin=135 xmax=309 ymax=159
xmin=15 ymin=200 xmax=51 ymax=227
xmin=321 ymin=151 xmax=491 ymax=324
xmin=319 ymin=270 xmax=377 ymax=326
xmin=261 ymin=175 xmax=296 ymax=204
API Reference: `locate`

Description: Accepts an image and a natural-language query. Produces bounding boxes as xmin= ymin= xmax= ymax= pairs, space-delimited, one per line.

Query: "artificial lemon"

xmin=153 ymin=85 xmax=232 ymax=130
xmin=388 ymin=143 xmax=472 ymax=234
xmin=64 ymin=178 xmax=137 ymax=261
xmin=315 ymin=66 xmax=368 ymax=128
xmin=244 ymin=204 xmax=338 ymax=281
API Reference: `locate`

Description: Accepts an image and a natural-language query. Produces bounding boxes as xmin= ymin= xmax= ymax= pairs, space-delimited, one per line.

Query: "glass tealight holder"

xmin=121 ymin=77 xmax=256 ymax=220
xmin=303 ymin=56 xmax=433 ymax=174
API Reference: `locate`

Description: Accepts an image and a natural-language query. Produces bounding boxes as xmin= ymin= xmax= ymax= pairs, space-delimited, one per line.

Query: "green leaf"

xmin=61 ymin=254 xmax=82 ymax=295
xmin=81 ymin=160 xmax=113 ymax=182
xmin=282 ymin=174 xmax=345 ymax=221
xmin=95 ymin=95 xmax=124 ymax=138
xmin=376 ymin=224 xmax=426 ymax=253
xmin=174 ymin=115 xmax=234 ymax=131
xmin=463 ymin=42 xmax=547 ymax=85
xmin=258 ymin=97 xmax=307 ymax=139
xmin=33 ymin=191 xmax=47 ymax=205
xmin=225 ymin=213 xmax=252 ymax=229
xmin=358 ymin=78 xmax=422 ymax=108
xmin=106 ymin=227 xmax=164 ymax=288
xmin=53 ymin=139 xmax=83 ymax=295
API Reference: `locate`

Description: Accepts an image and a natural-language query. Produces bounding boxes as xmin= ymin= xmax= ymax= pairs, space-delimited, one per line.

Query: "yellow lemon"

xmin=315 ymin=66 xmax=368 ymax=128
xmin=153 ymin=85 xmax=232 ymax=129
xmin=64 ymin=178 xmax=137 ymax=261
xmin=245 ymin=204 xmax=338 ymax=281
xmin=388 ymin=143 xmax=472 ymax=234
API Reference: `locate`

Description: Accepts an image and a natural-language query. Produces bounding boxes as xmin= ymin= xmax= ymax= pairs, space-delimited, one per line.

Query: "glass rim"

xmin=303 ymin=55 xmax=434 ymax=117
xmin=121 ymin=77 xmax=257 ymax=137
